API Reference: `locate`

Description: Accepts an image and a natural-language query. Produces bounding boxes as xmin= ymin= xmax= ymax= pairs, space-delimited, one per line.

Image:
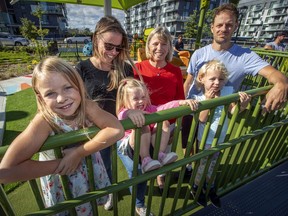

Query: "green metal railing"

xmin=0 ymin=85 xmax=287 ymax=216
xmin=0 ymin=50 xmax=287 ymax=216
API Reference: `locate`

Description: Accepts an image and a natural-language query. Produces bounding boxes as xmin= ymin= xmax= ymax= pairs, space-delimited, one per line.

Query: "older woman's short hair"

xmin=145 ymin=26 xmax=173 ymax=62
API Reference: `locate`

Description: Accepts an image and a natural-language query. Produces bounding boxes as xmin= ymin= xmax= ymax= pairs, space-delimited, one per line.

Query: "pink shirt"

xmin=118 ymin=100 xmax=180 ymax=139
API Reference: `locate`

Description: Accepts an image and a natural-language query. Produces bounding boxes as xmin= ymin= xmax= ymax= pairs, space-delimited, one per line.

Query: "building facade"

xmin=124 ymin=0 xmax=224 ymax=37
xmin=124 ymin=0 xmax=287 ymax=42
xmin=237 ymin=0 xmax=288 ymax=41
xmin=0 ymin=0 xmax=67 ymax=38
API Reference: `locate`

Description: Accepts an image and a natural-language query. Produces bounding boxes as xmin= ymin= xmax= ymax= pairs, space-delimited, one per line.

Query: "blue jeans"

xmin=100 ymin=146 xmax=112 ymax=182
xmin=116 ymin=141 xmax=147 ymax=208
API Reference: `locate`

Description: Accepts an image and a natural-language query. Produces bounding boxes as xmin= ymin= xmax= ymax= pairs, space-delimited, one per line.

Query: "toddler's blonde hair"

xmin=116 ymin=78 xmax=151 ymax=115
xmin=196 ymin=59 xmax=229 ymax=90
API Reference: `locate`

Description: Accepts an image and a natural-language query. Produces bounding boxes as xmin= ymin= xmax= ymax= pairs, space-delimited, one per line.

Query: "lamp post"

xmin=234 ymin=6 xmax=248 ymax=43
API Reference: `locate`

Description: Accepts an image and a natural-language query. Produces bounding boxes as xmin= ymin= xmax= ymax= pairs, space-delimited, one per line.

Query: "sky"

xmin=66 ymin=4 xmax=125 ymax=32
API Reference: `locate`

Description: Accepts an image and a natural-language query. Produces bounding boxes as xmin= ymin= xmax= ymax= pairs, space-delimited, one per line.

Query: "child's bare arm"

xmin=0 ymin=114 xmax=59 ymax=183
xmin=199 ymin=89 xmax=216 ymax=123
xmin=56 ymin=100 xmax=124 ymax=175
xmin=126 ymin=109 xmax=146 ymax=127
xmin=178 ymin=99 xmax=199 ymax=111
xmin=231 ymin=92 xmax=251 ymax=114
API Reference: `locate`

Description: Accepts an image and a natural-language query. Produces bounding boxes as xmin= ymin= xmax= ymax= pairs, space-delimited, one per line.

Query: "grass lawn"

xmin=3 ymin=88 xmax=36 ymax=146
xmin=4 ymin=88 xmax=191 ymax=215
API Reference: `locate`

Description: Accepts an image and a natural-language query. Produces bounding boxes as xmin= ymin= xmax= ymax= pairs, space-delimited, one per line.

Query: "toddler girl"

xmin=190 ymin=60 xmax=251 ymax=208
xmin=116 ymin=78 xmax=198 ymax=173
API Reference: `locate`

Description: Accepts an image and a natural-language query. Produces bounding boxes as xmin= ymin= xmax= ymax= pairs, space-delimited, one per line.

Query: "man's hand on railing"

xmin=258 ymin=65 xmax=288 ymax=114
xmin=262 ymin=81 xmax=288 ymax=114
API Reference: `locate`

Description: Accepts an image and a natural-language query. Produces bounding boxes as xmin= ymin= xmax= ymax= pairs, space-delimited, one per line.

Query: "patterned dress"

xmin=39 ymin=117 xmax=110 ymax=216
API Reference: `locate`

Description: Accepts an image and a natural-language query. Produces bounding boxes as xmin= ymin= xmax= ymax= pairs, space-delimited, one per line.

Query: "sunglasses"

xmin=103 ymin=42 xmax=123 ymax=52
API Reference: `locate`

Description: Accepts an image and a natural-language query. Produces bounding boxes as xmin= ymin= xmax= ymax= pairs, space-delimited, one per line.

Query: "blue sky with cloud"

xmin=66 ymin=4 xmax=125 ymax=32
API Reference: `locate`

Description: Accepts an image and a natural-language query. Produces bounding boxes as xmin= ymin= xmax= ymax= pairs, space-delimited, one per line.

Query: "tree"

xmin=20 ymin=18 xmax=38 ymax=40
xmin=83 ymin=28 xmax=92 ymax=36
xmin=20 ymin=6 xmax=50 ymax=59
xmin=66 ymin=28 xmax=92 ymax=37
xmin=32 ymin=6 xmax=49 ymax=41
xmin=184 ymin=10 xmax=198 ymax=39
xmin=202 ymin=9 xmax=214 ymax=39
xmin=184 ymin=9 xmax=214 ymax=39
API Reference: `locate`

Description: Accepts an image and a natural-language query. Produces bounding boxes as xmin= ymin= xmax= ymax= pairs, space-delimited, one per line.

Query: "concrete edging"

xmin=0 ymin=92 xmax=6 ymax=146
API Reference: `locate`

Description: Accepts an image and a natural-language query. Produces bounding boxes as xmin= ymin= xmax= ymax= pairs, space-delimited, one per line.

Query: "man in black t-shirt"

xmin=173 ymin=35 xmax=184 ymax=56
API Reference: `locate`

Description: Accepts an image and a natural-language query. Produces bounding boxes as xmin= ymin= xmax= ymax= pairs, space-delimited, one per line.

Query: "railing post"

xmin=195 ymin=0 xmax=210 ymax=50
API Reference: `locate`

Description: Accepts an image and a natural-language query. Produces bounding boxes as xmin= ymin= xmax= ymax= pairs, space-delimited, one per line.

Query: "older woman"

xmin=134 ymin=27 xmax=185 ymax=106
xmin=134 ymin=27 xmax=185 ymax=193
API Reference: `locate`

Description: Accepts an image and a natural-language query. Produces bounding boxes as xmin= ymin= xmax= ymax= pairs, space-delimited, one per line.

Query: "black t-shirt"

xmin=174 ymin=40 xmax=184 ymax=50
xmin=76 ymin=59 xmax=133 ymax=116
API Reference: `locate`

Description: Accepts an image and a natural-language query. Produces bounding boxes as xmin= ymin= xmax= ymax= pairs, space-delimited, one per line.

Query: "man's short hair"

xmin=212 ymin=3 xmax=239 ymax=24
xmin=274 ymin=31 xmax=287 ymax=38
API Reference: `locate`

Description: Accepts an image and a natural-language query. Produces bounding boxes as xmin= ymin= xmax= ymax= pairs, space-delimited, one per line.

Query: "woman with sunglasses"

xmin=75 ymin=15 xmax=137 ymax=212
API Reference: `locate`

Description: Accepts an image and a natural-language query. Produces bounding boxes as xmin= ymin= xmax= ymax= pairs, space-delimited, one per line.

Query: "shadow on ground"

xmin=5 ymin=110 xmax=29 ymax=122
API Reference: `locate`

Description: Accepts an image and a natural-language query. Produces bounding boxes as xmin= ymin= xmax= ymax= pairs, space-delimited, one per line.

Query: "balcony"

xmin=164 ymin=5 xmax=177 ymax=12
xmin=147 ymin=11 xmax=153 ymax=17
xmin=261 ymin=33 xmax=274 ymax=38
xmin=146 ymin=20 xmax=153 ymax=26
xmin=149 ymin=1 xmax=160 ymax=8
xmin=253 ymin=13 xmax=261 ymax=19
xmin=138 ymin=21 xmax=145 ymax=28
xmin=265 ymin=26 xmax=279 ymax=31
xmin=251 ymin=5 xmax=263 ymax=12
xmin=267 ymin=19 xmax=284 ymax=24
xmin=167 ymin=26 xmax=175 ymax=32
xmin=267 ymin=10 xmax=287 ymax=17
xmin=247 ymin=27 xmax=257 ymax=32
xmin=273 ymin=3 xmax=288 ymax=9
xmin=164 ymin=15 xmax=177 ymax=22
xmin=250 ymin=20 xmax=262 ymax=25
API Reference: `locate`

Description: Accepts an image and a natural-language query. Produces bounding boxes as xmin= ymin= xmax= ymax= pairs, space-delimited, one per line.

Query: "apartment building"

xmin=0 ymin=0 xmax=67 ymax=38
xmin=124 ymin=0 xmax=223 ymax=37
xmin=237 ymin=0 xmax=288 ymax=41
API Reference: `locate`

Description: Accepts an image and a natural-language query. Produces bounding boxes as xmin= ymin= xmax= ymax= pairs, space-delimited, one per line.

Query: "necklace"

xmin=149 ymin=60 xmax=167 ymax=76
xmin=156 ymin=68 xmax=166 ymax=76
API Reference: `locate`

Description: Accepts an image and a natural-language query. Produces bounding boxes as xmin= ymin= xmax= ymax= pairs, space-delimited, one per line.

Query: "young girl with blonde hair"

xmin=0 ymin=57 xmax=124 ymax=215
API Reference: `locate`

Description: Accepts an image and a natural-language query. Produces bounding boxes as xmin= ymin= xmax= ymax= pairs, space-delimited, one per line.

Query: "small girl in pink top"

xmin=116 ymin=78 xmax=199 ymax=173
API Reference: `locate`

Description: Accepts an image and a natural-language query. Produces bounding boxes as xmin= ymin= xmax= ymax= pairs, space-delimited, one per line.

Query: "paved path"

xmin=193 ymin=160 xmax=288 ymax=216
xmin=0 ymin=75 xmax=32 ymax=146
xmin=0 ymin=74 xmax=32 ymax=95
